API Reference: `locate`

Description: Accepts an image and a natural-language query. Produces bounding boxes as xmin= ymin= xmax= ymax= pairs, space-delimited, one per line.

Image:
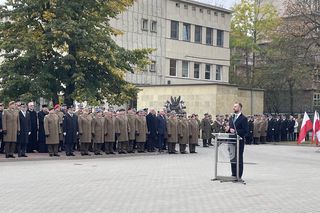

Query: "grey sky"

xmin=0 ymin=0 xmax=238 ymax=9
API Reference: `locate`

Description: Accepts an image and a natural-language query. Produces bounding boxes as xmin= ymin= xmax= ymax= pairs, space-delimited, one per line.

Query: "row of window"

xmin=141 ymin=19 xmax=157 ymax=32
xmin=170 ymin=21 xmax=224 ymax=47
xmin=169 ymin=59 xmax=222 ymax=80
xmin=175 ymin=2 xmax=226 ymax=17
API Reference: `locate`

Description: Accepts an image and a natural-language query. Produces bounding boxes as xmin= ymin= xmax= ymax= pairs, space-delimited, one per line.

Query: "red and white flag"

xmin=298 ymin=112 xmax=313 ymax=144
xmin=312 ymin=111 xmax=320 ymax=145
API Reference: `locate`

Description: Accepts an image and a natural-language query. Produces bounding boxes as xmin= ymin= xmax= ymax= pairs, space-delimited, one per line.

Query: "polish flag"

xmin=297 ymin=112 xmax=313 ymax=144
xmin=312 ymin=111 xmax=320 ymax=145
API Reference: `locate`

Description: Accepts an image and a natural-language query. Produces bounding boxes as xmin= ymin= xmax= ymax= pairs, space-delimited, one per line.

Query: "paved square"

xmin=0 ymin=145 xmax=319 ymax=213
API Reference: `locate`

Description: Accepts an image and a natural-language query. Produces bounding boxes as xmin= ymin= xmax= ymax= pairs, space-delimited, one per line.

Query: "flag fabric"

xmin=297 ymin=112 xmax=313 ymax=144
xmin=312 ymin=111 xmax=320 ymax=145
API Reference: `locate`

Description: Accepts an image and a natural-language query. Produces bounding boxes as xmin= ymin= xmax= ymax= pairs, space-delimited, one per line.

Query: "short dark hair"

xmin=235 ymin=102 xmax=243 ymax=109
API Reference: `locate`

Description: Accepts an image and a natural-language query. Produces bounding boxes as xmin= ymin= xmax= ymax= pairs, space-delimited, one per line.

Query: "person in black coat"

xmin=63 ymin=106 xmax=79 ymax=156
xmin=273 ymin=115 xmax=281 ymax=142
xmin=27 ymin=102 xmax=38 ymax=153
xmin=146 ymin=108 xmax=157 ymax=152
xmin=17 ymin=103 xmax=31 ymax=157
xmin=156 ymin=110 xmax=167 ymax=152
xmin=280 ymin=115 xmax=288 ymax=141
xmin=225 ymin=102 xmax=249 ymax=180
xmin=0 ymin=102 xmax=4 ymax=153
xmin=38 ymin=104 xmax=49 ymax=153
xmin=266 ymin=115 xmax=275 ymax=142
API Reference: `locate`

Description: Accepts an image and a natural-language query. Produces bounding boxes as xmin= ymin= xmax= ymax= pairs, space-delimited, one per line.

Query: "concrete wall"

xmin=137 ymin=84 xmax=264 ymax=116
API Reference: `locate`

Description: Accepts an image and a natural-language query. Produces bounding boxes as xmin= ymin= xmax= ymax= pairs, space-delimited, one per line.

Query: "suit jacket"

xmin=18 ymin=111 xmax=31 ymax=144
xmin=228 ymin=113 xmax=249 ymax=140
xmin=156 ymin=115 xmax=167 ymax=135
xmin=37 ymin=110 xmax=48 ymax=142
xmin=63 ymin=113 xmax=79 ymax=144
xmin=146 ymin=113 xmax=157 ymax=137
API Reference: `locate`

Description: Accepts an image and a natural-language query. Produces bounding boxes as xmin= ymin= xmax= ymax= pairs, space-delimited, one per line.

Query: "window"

xmin=195 ymin=25 xmax=202 ymax=43
xmin=151 ymin=21 xmax=157 ymax=32
xmin=176 ymin=3 xmax=180 ymax=7
xmin=221 ymin=13 xmax=225 ymax=17
xmin=216 ymin=65 xmax=222 ymax=80
xmin=182 ymin=61 xmax=189 ymax=77
xmin=171 ymin=21 xmax=179 ymax=39
xmin=183 ymin=23 xmax=191 ymax=41
xmin=206 ymin=27 xmax=213 ymax=45
xmin=142 ymin=19 xmax=148 ymax=31
xmin=217 ymin=30 xmax=224 ymax=47
xmin=184 ymin=4 xmax=188 ymax=9
xmin=192 ymin=6 xmax=196 ymax=11
xmin=207 ymin=10 xmax=211 ymax=14
xmin=314 ymin=93 xmax=320 ymax=106
xmin=194 ymin=63 xmax=200 ymax=79
xmin=214 ymin=11 xmax=218 ymax=16
xmin=200 ymin=8 xmax=203 ymax=13
xmin=170 ymin=59 xmax=177 ymax=76
xmin=150 ymin=61 xmax=156 ymax=72
xmin=205 ymin=64 xmax=211 ymax=80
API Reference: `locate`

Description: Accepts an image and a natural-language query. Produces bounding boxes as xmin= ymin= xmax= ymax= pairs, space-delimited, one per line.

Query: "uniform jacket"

xmin=135 ymin=115 xmax=148 ymax=143
xmin=44 ymin=113 xmax=60 ymax=145
xmin=78 ymin=113 xmax=92 ymax=143
xmin=167 ymin=117 xmax=178 ymax=143
xmin=127 ymin=113 xmax=136 ymax=141
xmin=115 ymin=115 xmax=130 ymax=142
xmin=104 ymin=115 xmax=116 ymax=143
xmin=2 ymin=109 xmax=20 ymax=142
xmin=200 ymin=118 xmax=211 ymax=140
xmin=92 ymin=116 xmax=105 ymax=143
xmin=189 ymin=119 xmax=199 ymax=144
xmin=178 ymin=118 xmax=190 ymax=144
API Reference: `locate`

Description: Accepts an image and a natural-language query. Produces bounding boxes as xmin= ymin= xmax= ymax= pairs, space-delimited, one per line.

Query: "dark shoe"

xmin=54 ymin=154 xmax=60 ymax=157
xmin=81 ymin=153 xmax=86 ymax=156
xmin=49 ymin=154 xmax=54 ymax=157
xmin=66 ymin=153 xmax=70 ymax=156
xmin=10 ymin=155 xmax=15 ymax=158
xmin=70 ymin=153 xmax=75 ymax=156
xmin=203 ymin=145 xmax=209 ymax=147
xmin=208 ymin=143 xmax=214 ymax=146
xmin=22 ymin=154 xmax=28 ymax=157
xmin=5 ymin=155 xmax=9 ymax=158
xmin=110 ymin=152 xmax=115 ymax=154
xmin=180 ymin=152 xmax=187 ymax=154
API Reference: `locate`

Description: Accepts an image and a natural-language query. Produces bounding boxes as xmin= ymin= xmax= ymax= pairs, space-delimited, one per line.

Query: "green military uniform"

xmin=78 ymin=113 xmax=92 ymax=155
xmin=260 ymin=118 xmax=268 ymax=144
xmin=92 ymin=115 xmax=105 ymax=155
xmin=2 ymin=108 xmax=20 ymax=157
xmin=104 ymin=114 xmax=116 ymax=154
xmin=127 ymin=112 xmax=136 ymax=153
xmin=167 ymin=115 xmax=178 ymax=154
xmin=200 ymin=117 xmax=211 ymax=147
xmin=44 ymin=112 xmax=60 ymax=156
xmin=189 ymin=119 xmax=199 ymax=153
xmin=135 ymin=113 xmax=147 ymax=152
xmin=253 ymin=118 xmax=262 ymax=144
xmin=115 ymin=114 xmax=130 ymax=154
xmin=178 ymin=117 xmax=190 ymax=154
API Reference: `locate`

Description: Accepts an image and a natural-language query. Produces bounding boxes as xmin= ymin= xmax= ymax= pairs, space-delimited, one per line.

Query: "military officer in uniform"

xmin=135 ymin=110 xmax=148 ymax=153
xmin=44 ymin=107 xmax=60 ymax=157
xmin=115 ymin=109 xmax=130 ymax=154
xmin=104 ymin=110 xmax=116 ymax=154
xmin=78 ymin=108 xmax=92 ymax=156
xmin=253 ymin=115 xmax=261 ymax=145
xmin=260 ymin=115 xmax=268 ymax=144
xmin=178 ymin=113 xmax=190 ymax=154
xmin=127 ymin=108 xmax=136 ymax=153
xmin=2 ymin=101 xmax=20 ymax=158
xmin=92 ymin=109 xmax=105 ymax=155
xmin=54 ymin=104 xmax=65 ymax=152
xmin=63 ymin=106 xmax=79 ymax=156
xmin=200 ymin=113 xmax=211 ymax=147
xmin=189 ymin=114 xmax=199 ymax=153
xmin=167 ymin=111 xmax=178 ymax=154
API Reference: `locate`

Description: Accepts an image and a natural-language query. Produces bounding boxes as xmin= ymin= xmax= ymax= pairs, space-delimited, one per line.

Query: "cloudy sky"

xmin=0 ymin=0 xmax=238 ymax=9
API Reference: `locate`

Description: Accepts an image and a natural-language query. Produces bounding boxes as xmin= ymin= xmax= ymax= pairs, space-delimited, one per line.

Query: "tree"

xmin=0 ymin=0 xmax=152 ymax=105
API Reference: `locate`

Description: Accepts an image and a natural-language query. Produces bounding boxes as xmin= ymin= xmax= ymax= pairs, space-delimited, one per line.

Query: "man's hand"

xmin=28 ymin=132 xmax=31 ymax=135
xmin=230 ymin=128 xmax=235 ymax=133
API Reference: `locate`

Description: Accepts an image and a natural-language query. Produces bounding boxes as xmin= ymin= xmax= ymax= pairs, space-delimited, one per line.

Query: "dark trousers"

xmin=65 ymin=143 xmax=74 ymax=154
xmin=38 ymin=140 xmax=48 ymax=153
xmin=136 ymin=142 xmax=145 ymax=152
xmin=168 ymin=142 xmax=176 ymax=153
xmin=231 ymin=141 xmax=245 ymax=178
xmin=80 ymin=142 xmax=91 ymax=154
xmin=0 ymin=135 xmax=4 ymax=153
xmin=105 ymin=142 xmax=115 ymax=154
xmin=28 ymin=132 xmax=38 ymax=152
xmin=48 ymin=144 xmax=59 ymax=155
xmin=163 ymin=138 xmax=167 ymax=150
xmin=189 ymin=144 xmax=196 ymax=153
xmin=128 ymin=140 xmax=135 ymax=153
xmin=158 ymin=134 xmax=164 ymax=150
xmin=179 ymin=144 xmax=187 ymax=153
xmin=253 ymin=137 xmax=260 ymax=145
xmin=94 ymin=143 xmax=102 ymax=154
xmin=147 ymin=135 xmax=156 ymax=151
xmin=281 ymin=133 xmax=287 ymax=141
xmin=5 ymin=142 xmax=16 ymax=156
xmin=274 ymin=133 xmax=280 ymax=142
xmin=202 ymin=139 xmax=208 ymax=147
xmin=118 ymin=141 xmax=128 ymax=153
xmin=17 ymin=142 xmax=27 ymax=156
xmin=288 ymin=132 xmax=294 ymax=141
xmin=260 ymin=136 xmax=266 ymax=144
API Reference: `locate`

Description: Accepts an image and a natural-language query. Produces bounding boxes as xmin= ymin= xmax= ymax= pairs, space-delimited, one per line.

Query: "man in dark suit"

xmin=226 ymin=102 xmax=249 ymax=180
xmin=17 ymin=103 xmax=31 ymax=157
xmin=266 ymin=115 xmax=275 ymax=142
xmin=63 ymin=106 xmax=79 ymax=156
xmin=146 ymin=108 xmax=157 ymax=152
xmin=280 ymin=115 xmax=288 ymax=141
xmin=38 ymin=104 xmax=48 ymax=153
xmin=27 ymin=102 xmax=38 ymax=153
xmin=156 ymin=110 xmax=167 ymax=152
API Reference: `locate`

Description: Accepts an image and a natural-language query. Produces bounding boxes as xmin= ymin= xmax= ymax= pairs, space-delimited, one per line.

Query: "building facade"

xmin=110 ymin=0 xmax=231 ymax=85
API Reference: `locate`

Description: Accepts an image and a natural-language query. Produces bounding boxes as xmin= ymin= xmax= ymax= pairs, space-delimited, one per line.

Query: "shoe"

xmin=66 ymin=153 xmax=70 ymax=156
xmin=49 ymin=154 xmax=53 ymax=157
xmin=87 ymin=153 xmax=91 ymax=156
xmin=180 ymin=152 xmax=187 ymax=154
xmin=208 ymin=143 xmax=214 ymax=146
xmin=54 ymin=154 xmax=60 ymax=157
xmin=81 ymin=153 xmax=86 ymax=156
xmin=110 ymin=152 xmax=115 ymax=154
xmin=10 ymin=155 xmax=15 ymax=158
xmin=22 ymin=154 xmax=28 ymax=157
xmin=203 ymin=145 xmax=209 ymax=147
xmin=5 ymin=155 xmax=9 ymax=158
xmin=70 ymin=153 xmax=75 ymax=156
